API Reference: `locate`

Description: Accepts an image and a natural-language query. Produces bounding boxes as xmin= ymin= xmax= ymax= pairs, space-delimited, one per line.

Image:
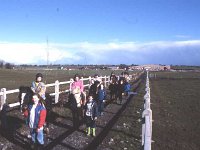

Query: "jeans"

xmin=98 ymin=100 xmax=104 ymax=115
xmin=30 ymin=128 xmax=44 ymax=145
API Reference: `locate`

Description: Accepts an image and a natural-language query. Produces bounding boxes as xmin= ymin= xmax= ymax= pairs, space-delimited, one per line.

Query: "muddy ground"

xmin=0 ymin=76 xmax=144 ymax=150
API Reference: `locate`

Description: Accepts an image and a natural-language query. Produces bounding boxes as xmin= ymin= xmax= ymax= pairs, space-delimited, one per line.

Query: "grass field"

xmin=150 ymin=71 xmax=200 ymax=150
xmin=0 ymin=69 xmax=141 ymax=89
xmin=0 ymin=69 xmax=113 ymax=90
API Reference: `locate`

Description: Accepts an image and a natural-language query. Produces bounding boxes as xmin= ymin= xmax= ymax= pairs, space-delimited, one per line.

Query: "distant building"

xmin=107 ymin=66 xmax=119 ymax=70
xmin=130 ymin=64 xmax=171 ymax=71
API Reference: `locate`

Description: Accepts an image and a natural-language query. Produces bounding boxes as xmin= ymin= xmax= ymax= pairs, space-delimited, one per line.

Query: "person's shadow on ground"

xmin=0 ymin=104 xmax=30 ymax=149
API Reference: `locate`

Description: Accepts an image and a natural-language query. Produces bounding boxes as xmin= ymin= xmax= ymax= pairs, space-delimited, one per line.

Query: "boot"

xmin=92 ymin=128 xmax=96 ymax=137
xmin=87 ymin=127 xmax=91 ymax=136
xmin=85 ymin=127 xmax=87 ymax=133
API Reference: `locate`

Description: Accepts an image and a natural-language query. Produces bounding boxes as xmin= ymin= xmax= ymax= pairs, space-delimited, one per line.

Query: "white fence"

xmin=142 ymin=70 xmax=152 ymax=150
xmin=0 ymin=76 xmax=110 ymax=110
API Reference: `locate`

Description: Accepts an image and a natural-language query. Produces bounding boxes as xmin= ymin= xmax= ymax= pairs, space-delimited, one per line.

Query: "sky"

xmin=0 ymin=0 xmax=200 ymax=65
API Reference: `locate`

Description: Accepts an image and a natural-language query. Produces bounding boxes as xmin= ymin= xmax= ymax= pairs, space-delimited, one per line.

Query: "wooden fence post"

xmin=142 ymin=109 xmax=152 ymax=148
xmin=55 ymin=80 xmax=59 ymax=104
xmin=104 ymin=75 xmax=107 ymax=88
xmin=88 ymin=76 xmax=92 ymax=88
xmin=69 ymin=78 xmax=74 ymax=93
xmin=20 ymin=93 xmax=26 ymax=112
xmin=0 ymin=88 xmax=6 ymax=110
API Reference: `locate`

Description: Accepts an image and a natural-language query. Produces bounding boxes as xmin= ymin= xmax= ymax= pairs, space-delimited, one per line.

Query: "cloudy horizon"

xmin=1 ymin=39 xmax=200 ymax=66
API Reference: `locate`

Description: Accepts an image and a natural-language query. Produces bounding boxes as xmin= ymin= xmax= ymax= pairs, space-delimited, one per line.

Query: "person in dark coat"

xmin=68 ymin=93 xmax=82 ymax=129
xmin=83 ymin=95 xmax=98 ymax=137
xmin=97 ymin=84 xmax=106 ymax=116
xmin=89 ymin=80 xmax=100 ymax=102
xmin=0 ymin=104 xmax=9 ymax=131
xmin=117 ymin=79 xmax=125 ymax=104
xmin=109 ymin=74 xmax=118 ymax=100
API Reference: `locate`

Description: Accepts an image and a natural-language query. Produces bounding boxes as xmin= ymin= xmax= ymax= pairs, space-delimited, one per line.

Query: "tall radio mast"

xmin=46 ymin=37 xmax=49 ymax=69
xmin=45 ymin=37 xmax=49 ymax=84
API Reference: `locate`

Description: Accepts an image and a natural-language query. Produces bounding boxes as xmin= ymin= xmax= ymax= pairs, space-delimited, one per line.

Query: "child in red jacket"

xmin=24 ymin=94 xmax=46 ymax=149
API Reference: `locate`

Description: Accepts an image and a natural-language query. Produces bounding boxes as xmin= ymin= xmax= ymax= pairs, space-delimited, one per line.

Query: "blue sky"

xmin=0 ymin=0 xmax=200 ymax=65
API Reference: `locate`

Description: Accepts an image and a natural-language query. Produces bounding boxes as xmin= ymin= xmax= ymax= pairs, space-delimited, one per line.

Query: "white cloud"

xmin=0 ymin=42 xmax=81 ymax=64
xmin=1 ymin=40 xmax=200 ymax=65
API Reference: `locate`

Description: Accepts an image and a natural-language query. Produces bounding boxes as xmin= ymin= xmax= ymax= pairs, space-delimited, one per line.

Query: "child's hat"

xmin=36 ymin=73 xmax=43 ymax=78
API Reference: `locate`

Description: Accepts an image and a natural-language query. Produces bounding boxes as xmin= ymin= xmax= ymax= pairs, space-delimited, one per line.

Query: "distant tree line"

xmin=0 ymin=60 xmax=140 ymax=70
xmin=0 ymin=60 xmax=14 ymax=69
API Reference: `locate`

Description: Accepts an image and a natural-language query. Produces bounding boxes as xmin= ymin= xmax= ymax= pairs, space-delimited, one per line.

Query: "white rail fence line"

xmin=0 ymin=75 xmax=110 ymax=110
xmin=0 ymin=72 xmax=143 ymax=111
xmin=142 ymin=70 xmax=152 ymax=150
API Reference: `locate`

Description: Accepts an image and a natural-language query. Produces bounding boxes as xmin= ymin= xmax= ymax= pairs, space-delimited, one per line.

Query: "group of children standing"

xmin=70 ymin=72 xmax=131 ymax=137
xmin=109 ymin=71 xmax=131 ymax=104
xmin=22 ymin=73 xmax=47 ymax=149
xmin=69 ymin=74 xmax=106 ymax=137
xmin=20 ymin=71 xmax=131 ymax=148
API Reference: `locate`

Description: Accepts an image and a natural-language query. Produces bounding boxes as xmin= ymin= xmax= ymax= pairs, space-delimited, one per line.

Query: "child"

xmin=68 ymin=88 xmax=84 ymax=129
xmin=89 ymin=80 xmax=100 ymax=101
xmin=24 ymin=94 xmax=46 ymax=149
xmin=117 ymin=79 xmax=125 ymax=104
xmin=71 ymin=74 xmax=84 ymax=93
xmin=71 ymin=74 xmax=86 ymax=112
xmin=84 ymin=95 xmax=98 ymax=137
xmin=109 ymin=75 xmax=117 ymax=100
xmin=31 ymin=73 xmax=46 ymax=100
xmin=124 ymin=81 xmax=131 ymax=99
xmin=97 ymin=84 xmax=106 ymax=116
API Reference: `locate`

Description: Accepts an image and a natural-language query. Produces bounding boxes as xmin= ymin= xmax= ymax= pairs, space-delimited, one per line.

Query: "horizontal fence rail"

xmin=142 ymin=70 xmax=152 ymax=150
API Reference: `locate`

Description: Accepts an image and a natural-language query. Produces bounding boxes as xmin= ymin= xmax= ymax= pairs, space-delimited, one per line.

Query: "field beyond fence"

xmin=150 ymin=71 xmax=200 ymax=150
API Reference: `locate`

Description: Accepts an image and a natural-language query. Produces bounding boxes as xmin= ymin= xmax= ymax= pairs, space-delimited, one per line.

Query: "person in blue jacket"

xmin=124 ymin=81 xmax=131 ymax=99
xmin=24 ymin=94 xmax=46 ymax=149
